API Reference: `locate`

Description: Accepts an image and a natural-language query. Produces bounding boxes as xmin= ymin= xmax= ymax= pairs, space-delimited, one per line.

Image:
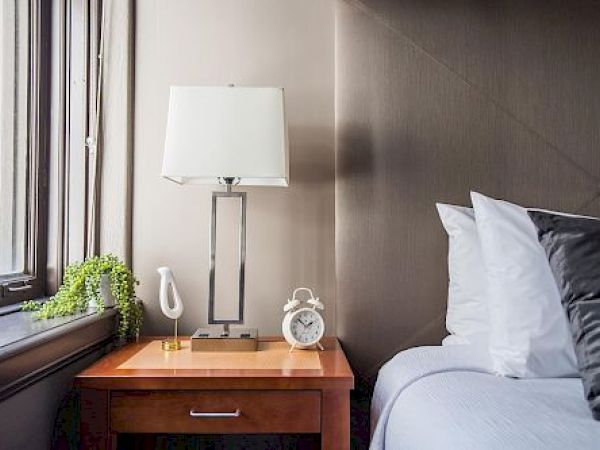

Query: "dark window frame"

xmin=0 ymin=0 xmax=50 ymax=306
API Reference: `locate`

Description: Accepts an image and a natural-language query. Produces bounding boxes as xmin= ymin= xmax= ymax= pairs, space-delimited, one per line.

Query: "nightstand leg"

xmin=80 ymin=388 xmax=117 ymax=450
xmin=321 ymin=389 xmax=350 ymax=450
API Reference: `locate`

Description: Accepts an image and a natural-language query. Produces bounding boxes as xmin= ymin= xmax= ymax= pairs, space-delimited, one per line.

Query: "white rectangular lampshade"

xmin=162 ymin=86 xmax=289 ymax=186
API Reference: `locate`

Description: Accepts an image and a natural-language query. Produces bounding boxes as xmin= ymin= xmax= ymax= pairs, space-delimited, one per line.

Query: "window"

xmin=0 ymin=0 xmax=48 ymax=305
xmin=0 ymin=1 xmax=29 ymax=278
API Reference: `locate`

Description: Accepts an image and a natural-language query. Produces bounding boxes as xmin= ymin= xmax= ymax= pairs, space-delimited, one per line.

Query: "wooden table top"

xmin=76 ymin=336 xmax=354 ymax=391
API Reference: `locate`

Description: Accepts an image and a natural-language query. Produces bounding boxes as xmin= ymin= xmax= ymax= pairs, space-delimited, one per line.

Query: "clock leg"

xmin=289 ymin=343 xmax=295 ymax=353
xmin=317 ymin=341 xmax=324 ymax=351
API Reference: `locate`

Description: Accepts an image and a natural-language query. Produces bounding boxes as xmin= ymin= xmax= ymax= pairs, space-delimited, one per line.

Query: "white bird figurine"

xmin=157 ymin=266 xmax=184 ymax=350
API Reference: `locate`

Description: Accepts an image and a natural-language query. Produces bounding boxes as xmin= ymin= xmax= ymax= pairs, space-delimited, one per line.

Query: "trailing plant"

xmin=22 ymin=254 xmax=142 ymax=340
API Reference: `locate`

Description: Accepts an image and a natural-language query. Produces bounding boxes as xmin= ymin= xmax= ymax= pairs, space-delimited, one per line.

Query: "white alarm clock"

xmin=282 ymin=287 xmax=325 ymax=351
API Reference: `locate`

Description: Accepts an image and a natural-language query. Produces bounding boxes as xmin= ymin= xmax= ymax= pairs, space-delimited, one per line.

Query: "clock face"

xmin=290 ymin=309 xmax=324 ymax=345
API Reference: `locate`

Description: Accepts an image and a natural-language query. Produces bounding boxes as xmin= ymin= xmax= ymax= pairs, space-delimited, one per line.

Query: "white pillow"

xmin=470 ymin=191 xmax=577 ymax=378
xmin=436 ymin=203 xmax=489 ymax=346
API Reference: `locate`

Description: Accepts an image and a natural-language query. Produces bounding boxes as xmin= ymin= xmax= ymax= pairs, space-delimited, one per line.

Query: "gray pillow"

xmin=528 ymin=210 xmax=600 ymax=420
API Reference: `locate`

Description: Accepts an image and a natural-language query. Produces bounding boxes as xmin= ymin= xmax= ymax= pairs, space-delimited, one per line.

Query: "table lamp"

xmin=162 ymin=86 xmax=289 ymax=351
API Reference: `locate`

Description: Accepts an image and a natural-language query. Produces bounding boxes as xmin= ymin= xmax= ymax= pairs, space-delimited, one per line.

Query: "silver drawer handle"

xmin=189 ymin=408 xmax=241 ymax=418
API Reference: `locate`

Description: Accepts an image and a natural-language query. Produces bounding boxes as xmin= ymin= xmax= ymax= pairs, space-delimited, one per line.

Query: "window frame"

xmin=0 ymin=0 xmax=50 ymax=306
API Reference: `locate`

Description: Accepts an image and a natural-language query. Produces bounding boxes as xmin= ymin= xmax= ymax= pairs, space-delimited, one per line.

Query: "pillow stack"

xmin=438 ymin=192 xmax=577 ymax=377
xmin=437 ymin=191 xmax=600 ymax=417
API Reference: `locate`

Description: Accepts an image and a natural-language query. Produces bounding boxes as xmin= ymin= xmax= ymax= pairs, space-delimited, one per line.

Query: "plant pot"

xmin=89 ymin=273 xmax=116 ymax=309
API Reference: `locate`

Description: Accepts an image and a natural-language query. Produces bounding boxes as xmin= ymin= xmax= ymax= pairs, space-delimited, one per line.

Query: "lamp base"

xmin=161 ymin=339 xmax=182 ymax=351
xmin=191 ymin=327 xmax=258 ymax=352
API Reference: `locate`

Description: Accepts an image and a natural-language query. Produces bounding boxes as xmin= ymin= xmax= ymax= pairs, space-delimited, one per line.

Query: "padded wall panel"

xmin=335 ymin=0 xmax=600 ymax=379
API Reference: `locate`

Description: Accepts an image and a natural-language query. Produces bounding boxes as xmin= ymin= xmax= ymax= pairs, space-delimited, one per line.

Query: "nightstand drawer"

xmin=110 ymin=390 xmax=321 ymax=434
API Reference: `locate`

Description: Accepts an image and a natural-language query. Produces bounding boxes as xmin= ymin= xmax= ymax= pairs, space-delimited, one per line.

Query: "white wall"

xmin=133 ymin=0 xmax=335 ymax=336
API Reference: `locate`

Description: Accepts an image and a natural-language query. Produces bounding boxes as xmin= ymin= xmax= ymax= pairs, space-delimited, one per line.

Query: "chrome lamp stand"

xmin=191 ymin=178 xmax=258 ymax=351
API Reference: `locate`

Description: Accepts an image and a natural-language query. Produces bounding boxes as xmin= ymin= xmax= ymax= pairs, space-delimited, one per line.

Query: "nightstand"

xmin=76 ymin=336 xmax=354 ymax=449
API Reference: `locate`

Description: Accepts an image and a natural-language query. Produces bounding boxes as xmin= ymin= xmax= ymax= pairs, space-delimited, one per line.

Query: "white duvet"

xmin=370 ymin=345 xmax=600 ymax=450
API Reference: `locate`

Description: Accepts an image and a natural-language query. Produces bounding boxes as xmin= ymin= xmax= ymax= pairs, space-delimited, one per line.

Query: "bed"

xmin=370 ymin=344 xmax=600 ymax=450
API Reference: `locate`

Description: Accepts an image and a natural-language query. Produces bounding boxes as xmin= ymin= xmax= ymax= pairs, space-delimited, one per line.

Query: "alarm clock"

xmin=282 ymin=287 xmax=325 ymax=351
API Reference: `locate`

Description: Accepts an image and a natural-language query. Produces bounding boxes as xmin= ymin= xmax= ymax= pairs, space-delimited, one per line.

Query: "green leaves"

xmin=21 ymin=254 xmax=142 ymax=340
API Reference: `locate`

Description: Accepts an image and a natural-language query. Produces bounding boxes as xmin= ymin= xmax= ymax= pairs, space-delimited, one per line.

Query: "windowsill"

xmin=0 ymin=307 xmax=99 ymax=350
xmin=0 ymin=307 xmax=117 ymax=401
xmin=0 ymin=302 xmax=24 ymax=317
xmin=0 ymin=295 xmax=50 ymax=317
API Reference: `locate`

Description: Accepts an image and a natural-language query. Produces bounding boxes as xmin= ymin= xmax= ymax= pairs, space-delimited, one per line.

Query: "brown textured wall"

xmin=335 ymin=0 xmax=600 ymax=379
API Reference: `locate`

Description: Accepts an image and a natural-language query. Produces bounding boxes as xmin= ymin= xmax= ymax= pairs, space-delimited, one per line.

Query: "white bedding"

xmin=370 ymin=345 xmax=600 ymax=450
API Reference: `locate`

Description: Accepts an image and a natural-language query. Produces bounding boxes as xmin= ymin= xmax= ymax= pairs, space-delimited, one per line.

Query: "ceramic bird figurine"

xmin=157 ymin=266 xmax=184 ymax=350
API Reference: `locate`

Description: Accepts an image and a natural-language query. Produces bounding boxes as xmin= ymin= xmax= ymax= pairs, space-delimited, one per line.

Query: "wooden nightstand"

xmin=76 ymin=336 xmax=354 ymax=449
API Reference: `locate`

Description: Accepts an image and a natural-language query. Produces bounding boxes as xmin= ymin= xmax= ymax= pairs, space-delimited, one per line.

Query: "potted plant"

xmin=22 ymin=254 xmax=143 ymax=340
